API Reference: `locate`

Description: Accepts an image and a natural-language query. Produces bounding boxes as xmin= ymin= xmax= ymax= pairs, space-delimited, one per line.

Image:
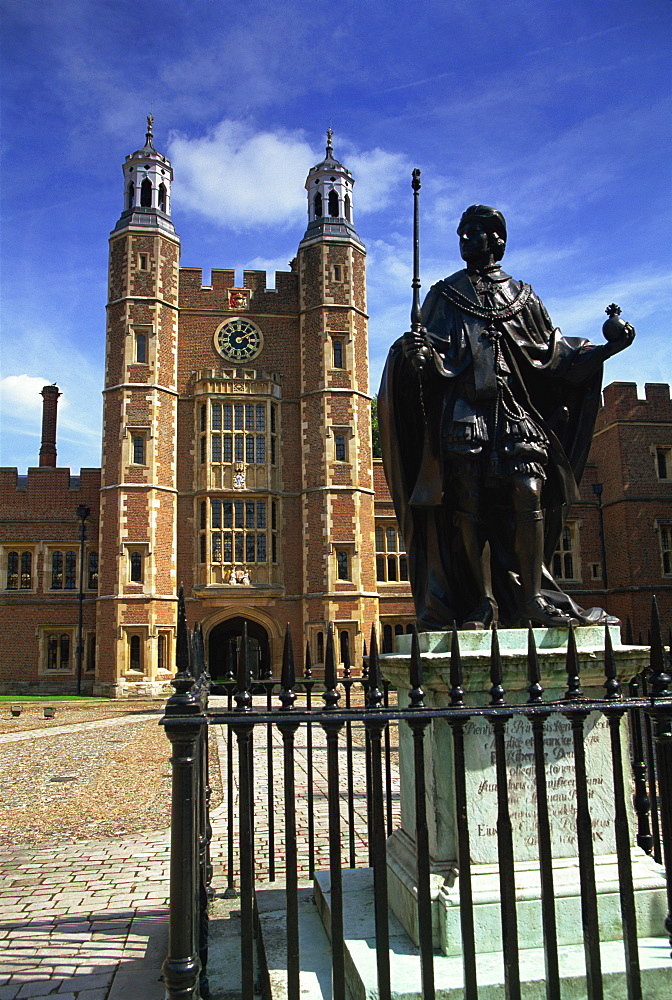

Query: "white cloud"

xmin=0 ymin=375 xmax=53 ymax=416
xmin=168 ymin=121 xmax=413 ymax=231
xmin=342 ymin=148 xmax=412 ymax=215
xmin=169 ymin=122 xmax=315 ymax=230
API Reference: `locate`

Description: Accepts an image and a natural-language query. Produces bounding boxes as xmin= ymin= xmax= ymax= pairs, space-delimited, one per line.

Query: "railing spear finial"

xmin=526 ymin=622 xmax=544 ymax=704
xmin=280 ymin=623 xmax=297 ymax=710
xmin=323 ymin=623 xmax=340 ymax=710
xmin=366 ymin=624 xmax=383 ymax=709
xmin=564 ymin=623 xmax=583 ymax=700
xmin=449 ymin=622 xmax=465 ymax=708
xmin=409 ymin=623 xmax=426 ymax=709
xmin=342 ymin=630 xmax=351 ymax=678
xmin=650 ymin=595 xmax=671 ymax=698
xmin=170 ymin=584 xmax=195 ymax=698
xmin=603 ymin=624 xmax=620 ymax=700
xmin=234 ymin=622 xmax=252 ymax=712
xmin=488 ymin=623 xmax=505 ymax=706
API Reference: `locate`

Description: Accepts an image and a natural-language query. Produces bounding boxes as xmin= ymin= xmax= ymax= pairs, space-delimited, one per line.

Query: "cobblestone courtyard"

xmin=0 ymin=698 xmax=400 ymax=999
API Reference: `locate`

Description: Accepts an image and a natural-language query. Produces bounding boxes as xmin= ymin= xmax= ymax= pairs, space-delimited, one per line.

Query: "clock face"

xmin=214 ymin=318 xmax=263 ymax=362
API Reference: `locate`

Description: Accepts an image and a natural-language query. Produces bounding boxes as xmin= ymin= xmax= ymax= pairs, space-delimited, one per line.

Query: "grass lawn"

xmin=0 ymin=695 xmax=108 ymax=702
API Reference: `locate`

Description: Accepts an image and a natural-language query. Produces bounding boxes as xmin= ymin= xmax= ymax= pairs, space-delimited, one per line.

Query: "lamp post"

xmin=75 ymin=504 xmax=90 ymax=695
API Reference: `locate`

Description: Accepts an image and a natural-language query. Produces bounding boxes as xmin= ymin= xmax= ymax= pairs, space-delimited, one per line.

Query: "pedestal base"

xmin=380 ymin=627 xmax=666 ymax=973
xmin=386 ymin=828 xmax=667 ymax=956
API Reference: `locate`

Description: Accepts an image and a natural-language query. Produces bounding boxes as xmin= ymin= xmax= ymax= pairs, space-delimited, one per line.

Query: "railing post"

xmin=646 ymin=597 xmax=672 ymax=956
xmin=488 ymin=626 xmax=521 ymax=1000
xmin=163 ymin=714 xmax=205 ymax=1000
xmin=629 ymin=673 xmax=654 ymax=856
xmin=278 ymin=624 xmax=300 ymax=998
xmin=444 ymin=625 xmax=478 ymax=998
xmin=365 ymin=627 xmax=391 ymax=1000
xmin=406 ymin=625 xmax=435 ymax=1000
xmin=321 ymin=625 xmax=346 ymax=1000
xmin=525 ymin=625 xmax=560 ymax=1000
xmin=162 ymin=588 xmax=205 ymax=1000
xmin=563 ymin=625 xmax=603 ymax=999
xmin=191 ymin=625 xmax=212 ymax=999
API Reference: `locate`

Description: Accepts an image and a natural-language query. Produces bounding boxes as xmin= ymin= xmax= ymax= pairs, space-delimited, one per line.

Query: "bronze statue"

xmin=378 ymin=200 xmax=635 ymax=630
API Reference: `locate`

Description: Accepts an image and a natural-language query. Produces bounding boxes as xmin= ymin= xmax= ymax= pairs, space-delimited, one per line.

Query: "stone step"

xmin=209 ymin=894 xmax=262 ymax=999
xmin=256 ymin=882 xmax=335 ymax=999
xmin=210 ymin=880 xmax=335 ymax=999
xmin=314 ymin=867 xmax=672 ymax=999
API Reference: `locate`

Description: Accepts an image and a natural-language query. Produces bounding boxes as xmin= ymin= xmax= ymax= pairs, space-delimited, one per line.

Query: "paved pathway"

xmin=0 ymin=706 xmax=400 ymax=999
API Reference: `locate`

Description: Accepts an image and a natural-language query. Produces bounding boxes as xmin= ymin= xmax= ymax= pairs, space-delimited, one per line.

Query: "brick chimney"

xmin=39 ymin=385 xmax=61 ymax=467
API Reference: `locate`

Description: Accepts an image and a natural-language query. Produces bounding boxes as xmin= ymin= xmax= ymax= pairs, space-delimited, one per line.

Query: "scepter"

xmin=410 ymin=169 xmax=430 ymax=379
xmin=411 ymin=168 xmax=422 ymax=334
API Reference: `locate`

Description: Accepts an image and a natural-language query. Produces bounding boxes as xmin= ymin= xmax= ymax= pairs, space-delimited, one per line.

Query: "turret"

xmin=98 ymin=117 xmax=180 ymax=696
xmin=301 ymin=129 xmax=361 ymax=246
xmin=113 ymin=115 xmax=175 ymax=235
xmin=296 ymin=132 xmax=376 ymax=662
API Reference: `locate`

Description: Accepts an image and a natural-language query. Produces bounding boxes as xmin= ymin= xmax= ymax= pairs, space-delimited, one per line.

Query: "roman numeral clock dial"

xmin=214 ymin=318 xmax=264 ymax=362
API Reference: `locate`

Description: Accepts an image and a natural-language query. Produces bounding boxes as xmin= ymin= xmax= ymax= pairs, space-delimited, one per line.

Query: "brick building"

xmin=552 ymin=381 xmax=672 ymax=637
xmin=0 ymin=124 xmax=670 ymax=694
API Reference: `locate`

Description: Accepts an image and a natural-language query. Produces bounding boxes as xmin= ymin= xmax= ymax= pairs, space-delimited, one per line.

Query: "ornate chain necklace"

xmin=440 ymin=280 xmax=532 ymax=333
xmin=440 ymin=276 xmax=532 ymax=426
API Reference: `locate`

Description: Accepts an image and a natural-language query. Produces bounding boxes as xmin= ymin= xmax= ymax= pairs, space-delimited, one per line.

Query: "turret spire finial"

xmin=145 ymin=114 xmax=154 ymax=148
xmin=326 ymin=128 xmax=333 ymax=158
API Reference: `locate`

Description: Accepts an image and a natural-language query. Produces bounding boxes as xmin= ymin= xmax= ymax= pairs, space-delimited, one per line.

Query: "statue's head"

xmin=457 ymin=205 xmax=507 ymax=263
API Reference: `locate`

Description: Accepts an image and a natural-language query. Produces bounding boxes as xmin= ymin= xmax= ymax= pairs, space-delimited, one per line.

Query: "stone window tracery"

xmin=87 ymin=552 xmax=98 ymax=591
xmin=195 ymin=379 xmax=280 ymax=586
xmin=552 ymin=521 xmax=580 ymax=582
xmin=5 ymin=549 xmax=34 ymax=590
xmin=375 ymin=523 xmax=408 ymax=582
xmin=130 ymin=551 xmax=143 ymax=583
xmin=655 ymin=446 xmax=672 ymax=480
xmin=50 ymin=550 xmax=77 ymax=590
xmin=47 ymin=632 xmax=71 ymax=671
xmin=658 ymin=522 xmax=672 ymax=576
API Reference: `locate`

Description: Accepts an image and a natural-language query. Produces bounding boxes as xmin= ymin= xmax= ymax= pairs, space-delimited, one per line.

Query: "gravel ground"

xmin=0 ymin=700 xmax=222 ymax=850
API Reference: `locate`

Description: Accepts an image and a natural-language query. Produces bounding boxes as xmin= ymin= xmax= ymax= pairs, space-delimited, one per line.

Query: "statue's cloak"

xmin=378 ymin=269 xmax=610 ymax=628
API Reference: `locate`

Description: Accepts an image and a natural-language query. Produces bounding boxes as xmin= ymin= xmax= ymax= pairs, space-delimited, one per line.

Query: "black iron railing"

xmin=161 ymin=597 xmax=672 ymax=1000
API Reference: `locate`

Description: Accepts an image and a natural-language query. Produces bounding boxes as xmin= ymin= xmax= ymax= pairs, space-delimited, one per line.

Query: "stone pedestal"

xmin=380 ymin=626 xmax=666 ymax=955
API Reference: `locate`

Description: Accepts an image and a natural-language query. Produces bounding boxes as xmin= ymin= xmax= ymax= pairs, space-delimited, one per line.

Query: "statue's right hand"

xmin=402 ymin=330 xmax=432 ymax=371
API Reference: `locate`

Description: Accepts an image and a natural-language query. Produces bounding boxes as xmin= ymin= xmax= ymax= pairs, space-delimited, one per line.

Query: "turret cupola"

xmin=113 ymin=116 xmax=175 ymax=234
xmin=300 ymin=130 xmax=361 ymax=246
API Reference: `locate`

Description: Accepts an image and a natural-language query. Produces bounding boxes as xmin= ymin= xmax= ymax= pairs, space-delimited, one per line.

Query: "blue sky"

xmin=1 ymin=0 xmax=670 ymax=472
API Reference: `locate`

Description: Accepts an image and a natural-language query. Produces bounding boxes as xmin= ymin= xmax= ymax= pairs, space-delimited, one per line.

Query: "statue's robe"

xmin=378 ymin=268 xmax=613 ymax=629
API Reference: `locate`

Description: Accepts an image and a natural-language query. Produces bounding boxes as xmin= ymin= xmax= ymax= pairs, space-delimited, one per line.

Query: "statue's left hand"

xmin=609 ymin=321 xmax=636 ymax=354
xmin=622 ymin=322 xmax=636 ymax=346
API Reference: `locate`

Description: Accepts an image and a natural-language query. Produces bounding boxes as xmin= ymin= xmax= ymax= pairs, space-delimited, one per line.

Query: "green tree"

xmin=371 ymin=395 xmax=381 ymax=458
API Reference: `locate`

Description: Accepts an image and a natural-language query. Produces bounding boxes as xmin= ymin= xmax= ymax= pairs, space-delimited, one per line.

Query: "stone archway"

xmin=207 ymin=616 xmax=271 ymax=681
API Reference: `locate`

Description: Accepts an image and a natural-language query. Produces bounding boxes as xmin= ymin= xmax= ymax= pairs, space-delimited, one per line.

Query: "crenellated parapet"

xmin=179 ymin=267 xmax=298 ymax=313
xmin=0 ymin=467 xmax=101 ymax=509
xmin=596 ymin=382 xmax=672 ymax=431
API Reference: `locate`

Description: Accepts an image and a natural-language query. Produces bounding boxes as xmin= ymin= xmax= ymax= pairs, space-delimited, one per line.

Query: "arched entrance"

xmin=208 ymin=617 xmax=271 ymax=682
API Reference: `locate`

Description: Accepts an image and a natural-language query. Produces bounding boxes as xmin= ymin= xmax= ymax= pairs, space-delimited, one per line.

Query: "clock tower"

xmin=96 ymin=118 xmax=180 ymax=694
